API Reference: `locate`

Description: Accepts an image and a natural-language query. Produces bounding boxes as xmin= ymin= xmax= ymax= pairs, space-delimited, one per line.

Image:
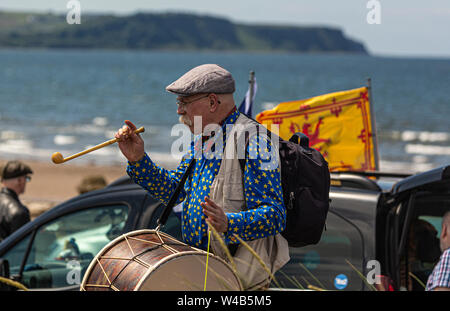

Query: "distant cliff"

xmin=0 ymin=11 xmax=368 ymax=54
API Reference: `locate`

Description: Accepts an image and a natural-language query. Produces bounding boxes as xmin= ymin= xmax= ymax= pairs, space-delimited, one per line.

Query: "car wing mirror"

xmin=0 ymin=258 xmax=11 ymax=291
xmin=0 ymin=259 xmax=9 ymax=278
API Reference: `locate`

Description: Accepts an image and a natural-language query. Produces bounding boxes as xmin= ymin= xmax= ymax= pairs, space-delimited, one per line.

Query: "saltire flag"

xmin=255 ymin=86 xmax=378 ymax=172
xmin=238 ymin=77 xmax=257 ymax=118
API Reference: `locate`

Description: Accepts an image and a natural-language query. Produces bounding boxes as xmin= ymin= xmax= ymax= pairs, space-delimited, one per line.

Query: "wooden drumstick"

xmin=51 ymin=126 xmax=145 ymax=164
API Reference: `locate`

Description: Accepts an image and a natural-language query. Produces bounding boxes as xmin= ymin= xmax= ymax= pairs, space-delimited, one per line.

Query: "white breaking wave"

xmin=0 ymin=139 xmax=54 ymax=159
xmin=389 ymin=130 xmax=450 ymax=142
xmin=412 ymin=155 xmax=428 ymax=164
xmin=54 ymin=135 xmax=77 ymax=145
xmin=69 ymin=124 xmax=108 ymax=135
xmin=0 ymin=139 xmax=33 ymax=153
xmin=261 ymin=102 xmax=278 ymax=111
xmin=92 ymin=116 xmax=108 ymax=127
xmin=405 ymin=144 xmax=450 ymax=155
xmin=380 ymin=160 xmax=435 ymax=174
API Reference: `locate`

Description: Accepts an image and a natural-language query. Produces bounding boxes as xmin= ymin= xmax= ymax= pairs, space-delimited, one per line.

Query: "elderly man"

xmin=426 ymin=211 xmax=450 ymax=291
xmin=0 ymin=161 xmax=33 ymax=241
xmin=115 ymin=64 xmax=289 ymax=289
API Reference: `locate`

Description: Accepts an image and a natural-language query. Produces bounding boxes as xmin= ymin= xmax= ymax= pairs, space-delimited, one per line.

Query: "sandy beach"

xmin=0 ymin=158 xmax=127 ymax=219
xmin=1 ymin=152 xmax=180 ymax=220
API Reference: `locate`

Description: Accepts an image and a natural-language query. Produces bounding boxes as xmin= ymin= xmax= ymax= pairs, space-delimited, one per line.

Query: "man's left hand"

xmin=201 ymin=196 xmax=228 ymax=233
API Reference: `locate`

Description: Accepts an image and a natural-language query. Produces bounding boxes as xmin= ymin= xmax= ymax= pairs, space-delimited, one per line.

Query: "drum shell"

xmin=81 ymin=229 xmax=242 ymax=291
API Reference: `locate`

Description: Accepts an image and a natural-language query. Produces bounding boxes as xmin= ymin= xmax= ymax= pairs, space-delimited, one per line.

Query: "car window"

xmin=418 ymin=215 xmax=442 ymax=237
xmin=147 ymin=204 xmax=183 ymax=241
xmin=400 ymin=214 xmax=443 ymax=291
xmin=273 ymin=211 xmax=365 ymax=291
xmin=2 ymin=234 xmax=32 ymax=276
xmin=4 ymin=204 xmax=129 ymax=289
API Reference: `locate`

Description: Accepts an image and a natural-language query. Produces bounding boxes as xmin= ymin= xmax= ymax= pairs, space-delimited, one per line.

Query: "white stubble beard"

xmin=179 ymin=114 xmax=193 ymax=127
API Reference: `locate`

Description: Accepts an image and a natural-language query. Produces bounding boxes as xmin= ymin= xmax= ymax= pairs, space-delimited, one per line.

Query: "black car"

xmin=275 ymin=165 xmax=449 ymax=291
xmin=0 ymin=165 xmax=448 ymax=291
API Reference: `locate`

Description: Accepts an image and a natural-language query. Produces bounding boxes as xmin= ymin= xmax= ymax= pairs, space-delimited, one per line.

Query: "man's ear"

xmin=441 ymin=223 xmax=448 ymax=240
xmin=209 ymin=94 xmax=219 ymax=112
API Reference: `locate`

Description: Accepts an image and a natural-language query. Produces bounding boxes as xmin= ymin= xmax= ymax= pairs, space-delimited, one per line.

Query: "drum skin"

xmin=80 ymin=229 xmax=242 ymax=291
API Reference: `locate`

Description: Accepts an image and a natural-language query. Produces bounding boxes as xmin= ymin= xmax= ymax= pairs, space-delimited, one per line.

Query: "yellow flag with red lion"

xmin=255 ymin=86 xmax=378 ymax=172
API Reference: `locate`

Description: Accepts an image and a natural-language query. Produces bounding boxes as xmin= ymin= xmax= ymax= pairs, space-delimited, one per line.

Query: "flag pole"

xmin=249 ymin=70 xmax=255 ymax=103
xmin=367 ymin=78 xmax=380 ymax=171
xmin=238 ymin=70 xmax=256 ymax=117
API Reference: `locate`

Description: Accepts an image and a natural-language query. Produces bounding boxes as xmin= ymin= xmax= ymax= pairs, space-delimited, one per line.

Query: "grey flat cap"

xmin=166 ymin=64 xmax=235 ymax=96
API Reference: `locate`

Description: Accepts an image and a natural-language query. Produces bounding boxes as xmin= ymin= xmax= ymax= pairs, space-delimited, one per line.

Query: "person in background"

xmin=77 ymin=175 xmax=107 ymax=194
xmin=426 ymin=211 xmax=450 ymax=291
xmin=0 ymin=161 xmax=33 ymax=241
xmin=400 ymin=218 xmax=441 ymax=290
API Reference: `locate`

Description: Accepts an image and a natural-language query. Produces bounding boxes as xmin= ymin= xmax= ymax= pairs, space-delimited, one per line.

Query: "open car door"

xmin=384 ymin=165 xmax=450 ymax=290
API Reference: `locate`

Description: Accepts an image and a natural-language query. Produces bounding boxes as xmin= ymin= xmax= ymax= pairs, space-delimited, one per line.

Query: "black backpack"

xmin=238 ymin=116 xmax=331 ymax=247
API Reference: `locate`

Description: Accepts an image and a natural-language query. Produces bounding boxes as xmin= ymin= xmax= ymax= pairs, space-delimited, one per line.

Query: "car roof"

xmin=391 ymin=165 xmax=450 ymax=194
xmin=331 ymin=165 xmax=450 ymax=195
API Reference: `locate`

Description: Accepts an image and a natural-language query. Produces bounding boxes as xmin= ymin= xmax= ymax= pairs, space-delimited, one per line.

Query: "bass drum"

xmin=80 ymin=229 xmax=242 ymax=291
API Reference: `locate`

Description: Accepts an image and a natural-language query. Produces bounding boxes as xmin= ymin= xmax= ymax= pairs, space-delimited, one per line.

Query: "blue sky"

xmin=1 ymin=0 xmax=449 ymax=58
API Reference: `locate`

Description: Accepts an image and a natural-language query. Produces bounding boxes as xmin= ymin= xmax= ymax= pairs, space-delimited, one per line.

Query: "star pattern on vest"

xmin=127 ymin=109 xmax=285 ymax=250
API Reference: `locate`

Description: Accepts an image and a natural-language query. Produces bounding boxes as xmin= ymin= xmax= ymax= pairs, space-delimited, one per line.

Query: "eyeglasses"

xmin=25 ymin=176 xmax=31 ymax=182
xmin=176 ymin=94 xmax=210 ymax=110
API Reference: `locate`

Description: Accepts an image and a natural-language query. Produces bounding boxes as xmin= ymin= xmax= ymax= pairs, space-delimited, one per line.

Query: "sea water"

xmin=0 ymin=48 xmax=449 ymax=172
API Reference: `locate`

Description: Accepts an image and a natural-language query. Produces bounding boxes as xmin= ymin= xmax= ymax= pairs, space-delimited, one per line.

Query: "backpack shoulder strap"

xmin=235 ymin=114 xmax=280 ymax=173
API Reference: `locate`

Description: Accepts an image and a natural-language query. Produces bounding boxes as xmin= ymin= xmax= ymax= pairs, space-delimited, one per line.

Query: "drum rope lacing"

xmin=81 ymin=230 xmax=242 ymax=291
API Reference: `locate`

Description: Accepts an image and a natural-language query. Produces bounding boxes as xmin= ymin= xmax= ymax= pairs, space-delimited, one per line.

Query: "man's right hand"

xmin=114 ymin=120 xmax=145 ymax=163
